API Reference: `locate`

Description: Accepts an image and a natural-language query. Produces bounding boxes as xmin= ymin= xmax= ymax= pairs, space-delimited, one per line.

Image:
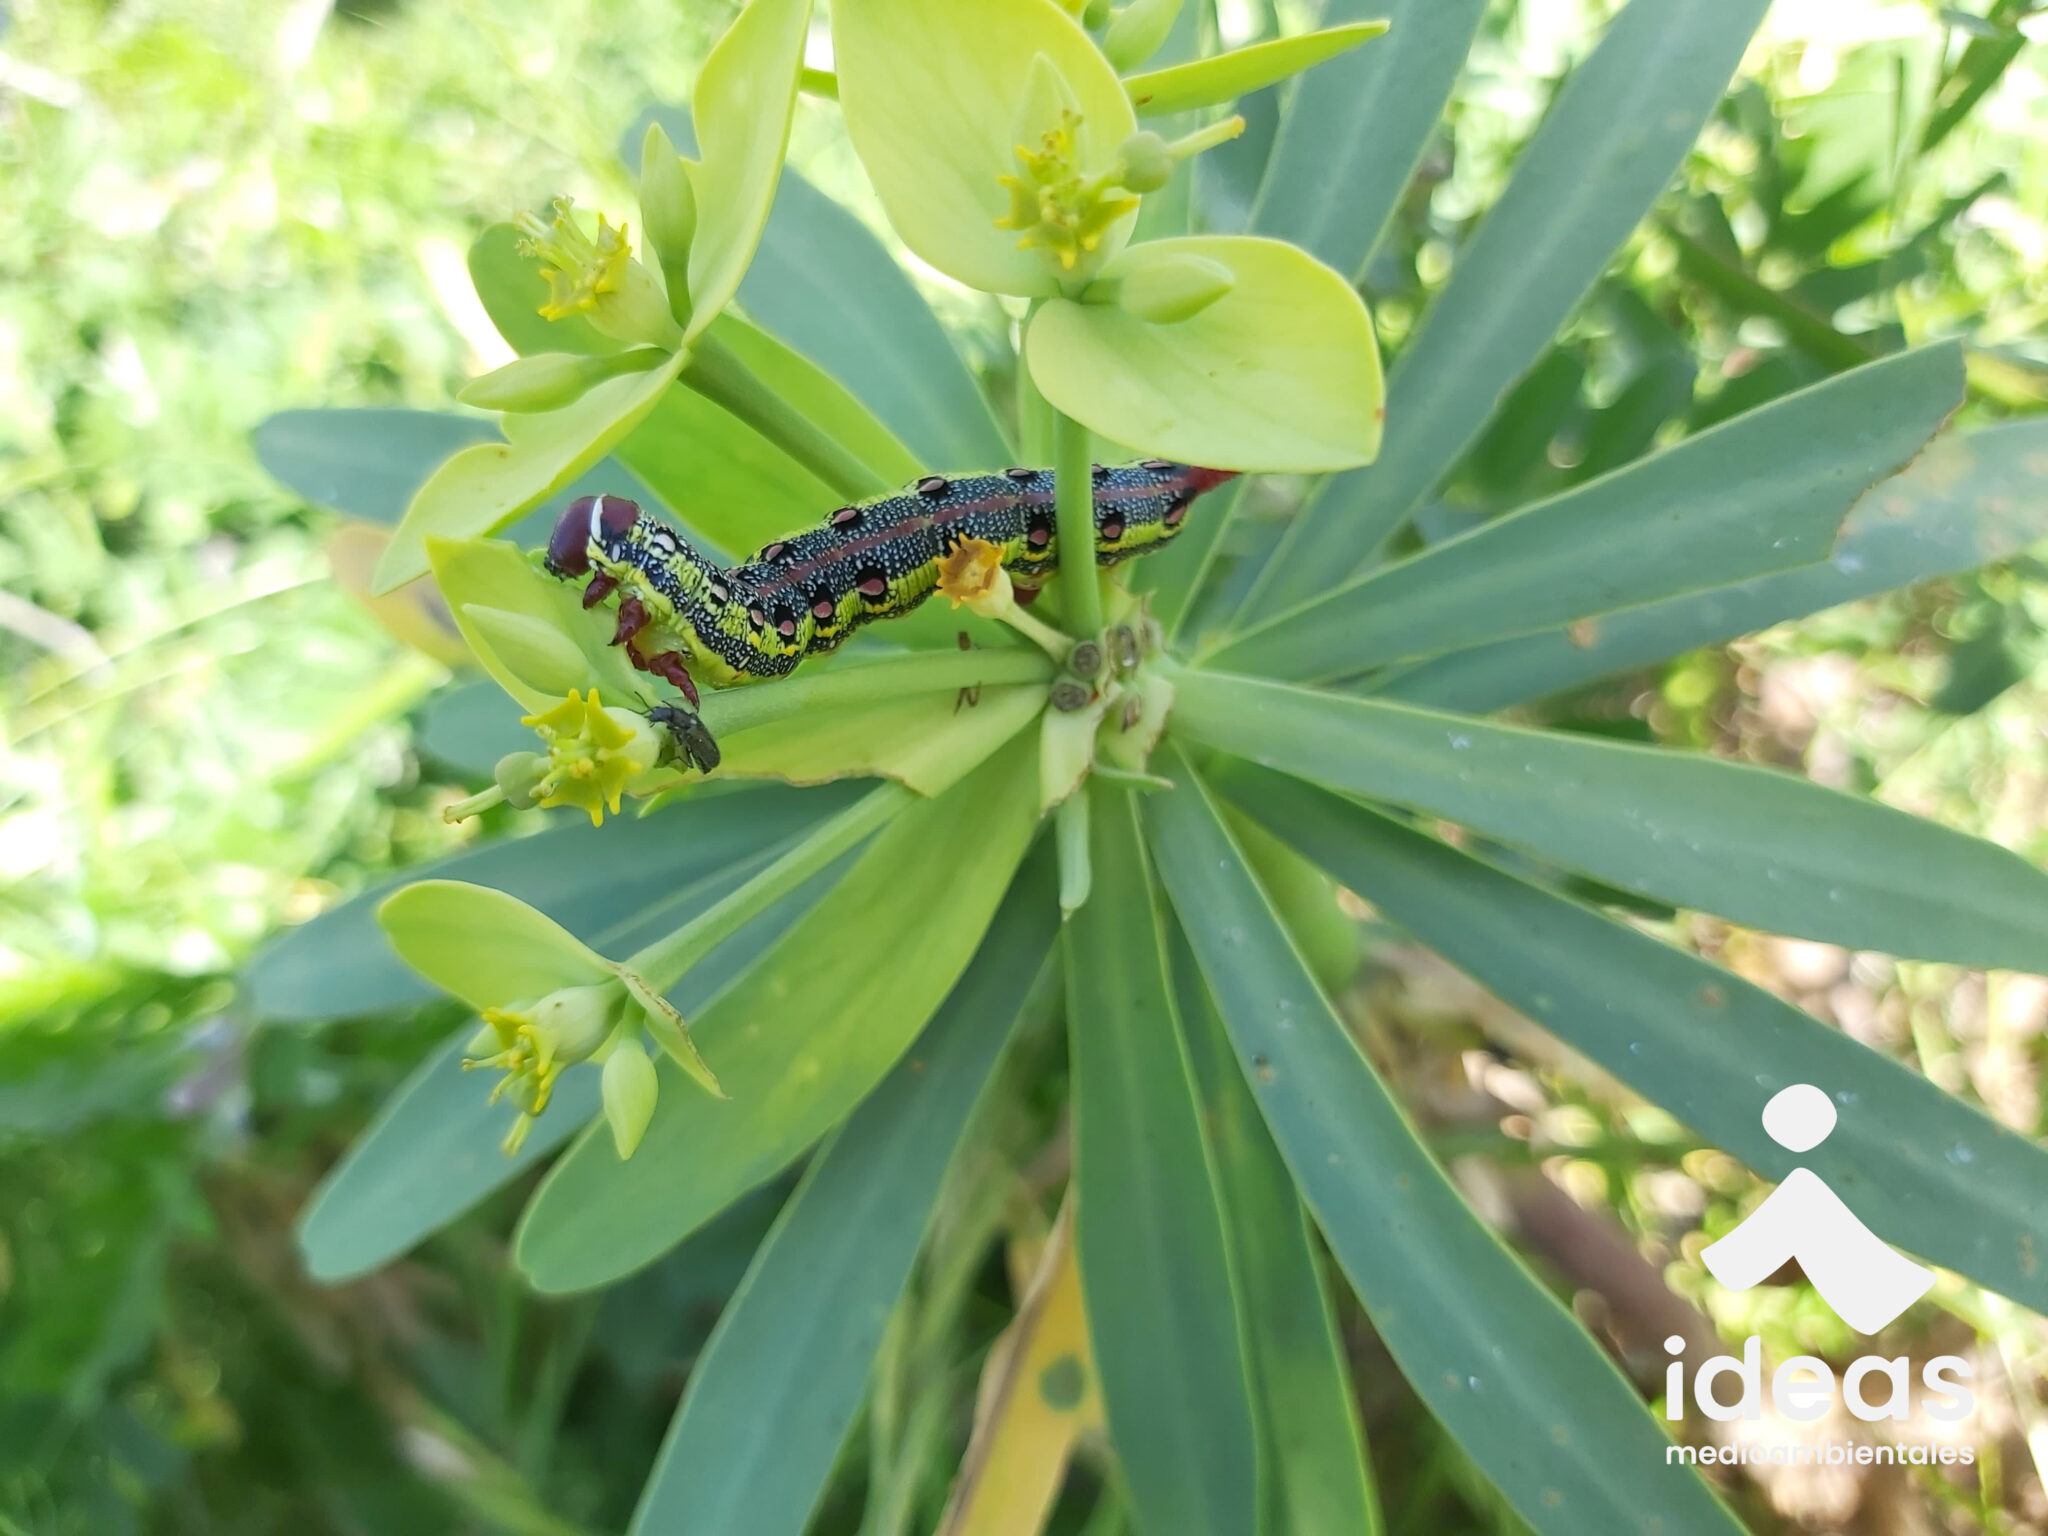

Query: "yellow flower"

xmin=936 ymin=537 xmax=1014 ymax=615
xmin=465 ymin=982 xmax=622 ymax=1155
xmin=514 ymin=197 xmax=680 ymax=348
xmin=521 ymin=688 xmax=665 ymax=826
xmin=995 ymin=111 xmax=1139 ymax=274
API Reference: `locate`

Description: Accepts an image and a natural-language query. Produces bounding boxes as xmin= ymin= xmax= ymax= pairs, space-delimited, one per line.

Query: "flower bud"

xmin=493 ymin=750 xmax=550 ymax=809
xmin=602 ymin=1036 xmax=660 ymax=1158
xmin=639 ymin=122 xmax=698 ymax=324
xmin=1102 ymin=0 xmax=1183 ymax=71
xmin=515 ymin=197 xmax=682 ymax=350
xmin=1114 ymin=131 xmax=1175 ymax=194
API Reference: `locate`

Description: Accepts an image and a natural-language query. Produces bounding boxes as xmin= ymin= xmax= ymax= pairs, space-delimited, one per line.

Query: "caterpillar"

xmin=542 ymin=460 xmax=1237 ymax=770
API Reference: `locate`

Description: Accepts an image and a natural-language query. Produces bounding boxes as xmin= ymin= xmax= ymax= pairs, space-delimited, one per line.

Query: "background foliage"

xmin=4 ymin=0 xmax=2048 ymax=1531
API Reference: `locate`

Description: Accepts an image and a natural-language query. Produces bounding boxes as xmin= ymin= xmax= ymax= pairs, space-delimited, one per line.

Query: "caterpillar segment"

xmin=541 ymin=460 xmax=1238 ymax=768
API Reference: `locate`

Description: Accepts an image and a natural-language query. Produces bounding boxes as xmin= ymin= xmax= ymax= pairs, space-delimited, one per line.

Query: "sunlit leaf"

xmin=834 ymin=0 xmax=1137 ymax=296
xmin=376 ymin=880 xmax=610 ymax=1012
xmin=1206 ymin=342 xmax=1964 ymax=680
xmin=684 ymin=0 xmax=815 ymax=342
xmin=629 ymin=862 xmax=1058 ymax=1536
xmin=372 ymin=351 xmax=686 ymax=594
xmin=1027 ymin=236 xmax=1382 ymax=472
xmin=1122 ymin=22 xmax=1387 ymax=117
xmin=515 ymin=734 xmax=1041 ymax=1291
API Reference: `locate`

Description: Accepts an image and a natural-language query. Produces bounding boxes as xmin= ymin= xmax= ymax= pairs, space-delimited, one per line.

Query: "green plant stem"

xmin=629 ymin=781 xmax=914 ymax=992
xmin=694 ymin=647 xmax=1053 ymax=740
xmin=1053 ymin=409 xmax=1105 ymax=639
xmin=682 ymin=330 xmax=890 ymax=501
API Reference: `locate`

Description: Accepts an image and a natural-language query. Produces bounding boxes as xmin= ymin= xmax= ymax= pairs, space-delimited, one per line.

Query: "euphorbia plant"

xmin=252 ymin=1 xmax=2048 ymax=1532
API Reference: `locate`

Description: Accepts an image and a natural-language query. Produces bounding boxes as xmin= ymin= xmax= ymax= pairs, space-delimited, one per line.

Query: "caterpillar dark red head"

xmin=545 ymin=494 xmax=640 ymax=577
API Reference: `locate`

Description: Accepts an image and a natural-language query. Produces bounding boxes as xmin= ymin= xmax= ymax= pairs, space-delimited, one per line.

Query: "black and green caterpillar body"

xmin=543 ymin=461 xmax=1237 ymax=706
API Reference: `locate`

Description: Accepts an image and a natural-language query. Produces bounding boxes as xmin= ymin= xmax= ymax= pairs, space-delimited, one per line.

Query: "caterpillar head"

xmin=546 ymin=494 xmax=641 ymax=578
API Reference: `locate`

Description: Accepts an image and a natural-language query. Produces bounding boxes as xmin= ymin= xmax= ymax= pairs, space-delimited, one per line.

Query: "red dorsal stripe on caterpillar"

xmin=542 ymin=462 xmax=1238 ymax=700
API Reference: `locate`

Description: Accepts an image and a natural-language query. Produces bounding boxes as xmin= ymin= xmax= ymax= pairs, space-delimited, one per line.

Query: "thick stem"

xmin=630 ymin=781 xmax=914 ymax=991
xmin=1053 ymin=410 xmax=1104 ymax=639
xmin=682 ymin=331 xmax=890 ymax=502
xmin=696 ymin=647 xmax=1054 ymax=739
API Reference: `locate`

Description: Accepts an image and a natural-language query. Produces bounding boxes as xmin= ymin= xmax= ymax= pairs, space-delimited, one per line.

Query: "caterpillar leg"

xmin=581 ymin=572 xmax=617 ymax=610
xmin=645 ymin=649 xmax=701 ymax=708
xmin=648 ymin=703 xmax=720 ymax=774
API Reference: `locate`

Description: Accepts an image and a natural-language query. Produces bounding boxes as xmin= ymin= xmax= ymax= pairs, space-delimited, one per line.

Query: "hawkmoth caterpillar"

xmin=542 ymin=460 xmax=1237 ymax=770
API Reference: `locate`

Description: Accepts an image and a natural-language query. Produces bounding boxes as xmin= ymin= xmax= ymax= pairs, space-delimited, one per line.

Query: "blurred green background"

xmin=4 ymin=0 xmax=2048 ymax=1531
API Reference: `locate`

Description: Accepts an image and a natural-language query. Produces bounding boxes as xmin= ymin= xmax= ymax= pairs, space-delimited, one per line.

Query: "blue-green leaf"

xmin=1173 ymin=930 xmax=1381 ymax=1536
xmin=1241 ymin=0 xmax=1772 ymax=620
xmin=1249 ymin=0 xmax=1486 ymax=277
xmin=1206 ymin=343 xmax=1963 ymax=681
xmin=254 ymin=409 xmax=499 ymax=526
xmin=1067 ymin=784 xmax=1258 ymax=1536
xmin=628 ymin=856 xmax=1059 ymax=1536
xmin=1217 ymin=763 xmax=2048 ymax=1316
xmin=1382 ymin=419 xmax=2048 ymax=712
xmin=1170 ymin=667 xmax=2048 ymax=972
xmin=1143 ymin=744 xmax=1742 ymax=1536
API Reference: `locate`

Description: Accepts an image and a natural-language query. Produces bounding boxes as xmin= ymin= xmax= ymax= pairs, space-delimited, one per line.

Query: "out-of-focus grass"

xmin=0 ymin=3 xmax=717 ymax=1530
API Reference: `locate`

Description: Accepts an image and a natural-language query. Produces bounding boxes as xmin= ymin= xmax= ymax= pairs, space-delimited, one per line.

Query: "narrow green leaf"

xmin=253 ymin=409 xmax=499 ymax=526
xmin=629 ymin=857 xmax=1060 ymax=1536
xmin=1067 ymin=783 xmax=1258 ymax=1536
xmin=1173 ymin=931 xmax=1381 ymax=1536
xmin=1249 ymin=0 xmax=1485 ymax=277
xmin=626 ymin=112 xmax=1012 ymax=474
xmin=514 ymin=734 xmax=1041 ymax=1292
xmin=248 ymin=783 xmax=854 ymax=1021
xmin=683 ymin=0 xmax=815 ymax=344
xmin=1027 ymin=236 xmax=1383 ymax=472
xmin=296 ymin=839 xmax=831 ymax=1281
xmin=1207 ymin=343 xmax=1964 ymax=681
xmin=1241 ymin=0 xmax=1772 ymax=620
xmin=1381 ymin=419 xmax=2048 ymax=713
xmin=1121 ymin=22 xmax=1387 ymax=117
xmin=1218 ymin=764 xmax=2048 ymax=1316
xmin=1170 ymin=667 xmax=2048 ymax=971
xmin=1143 ymin=745 xmax=1742 ymax=1536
